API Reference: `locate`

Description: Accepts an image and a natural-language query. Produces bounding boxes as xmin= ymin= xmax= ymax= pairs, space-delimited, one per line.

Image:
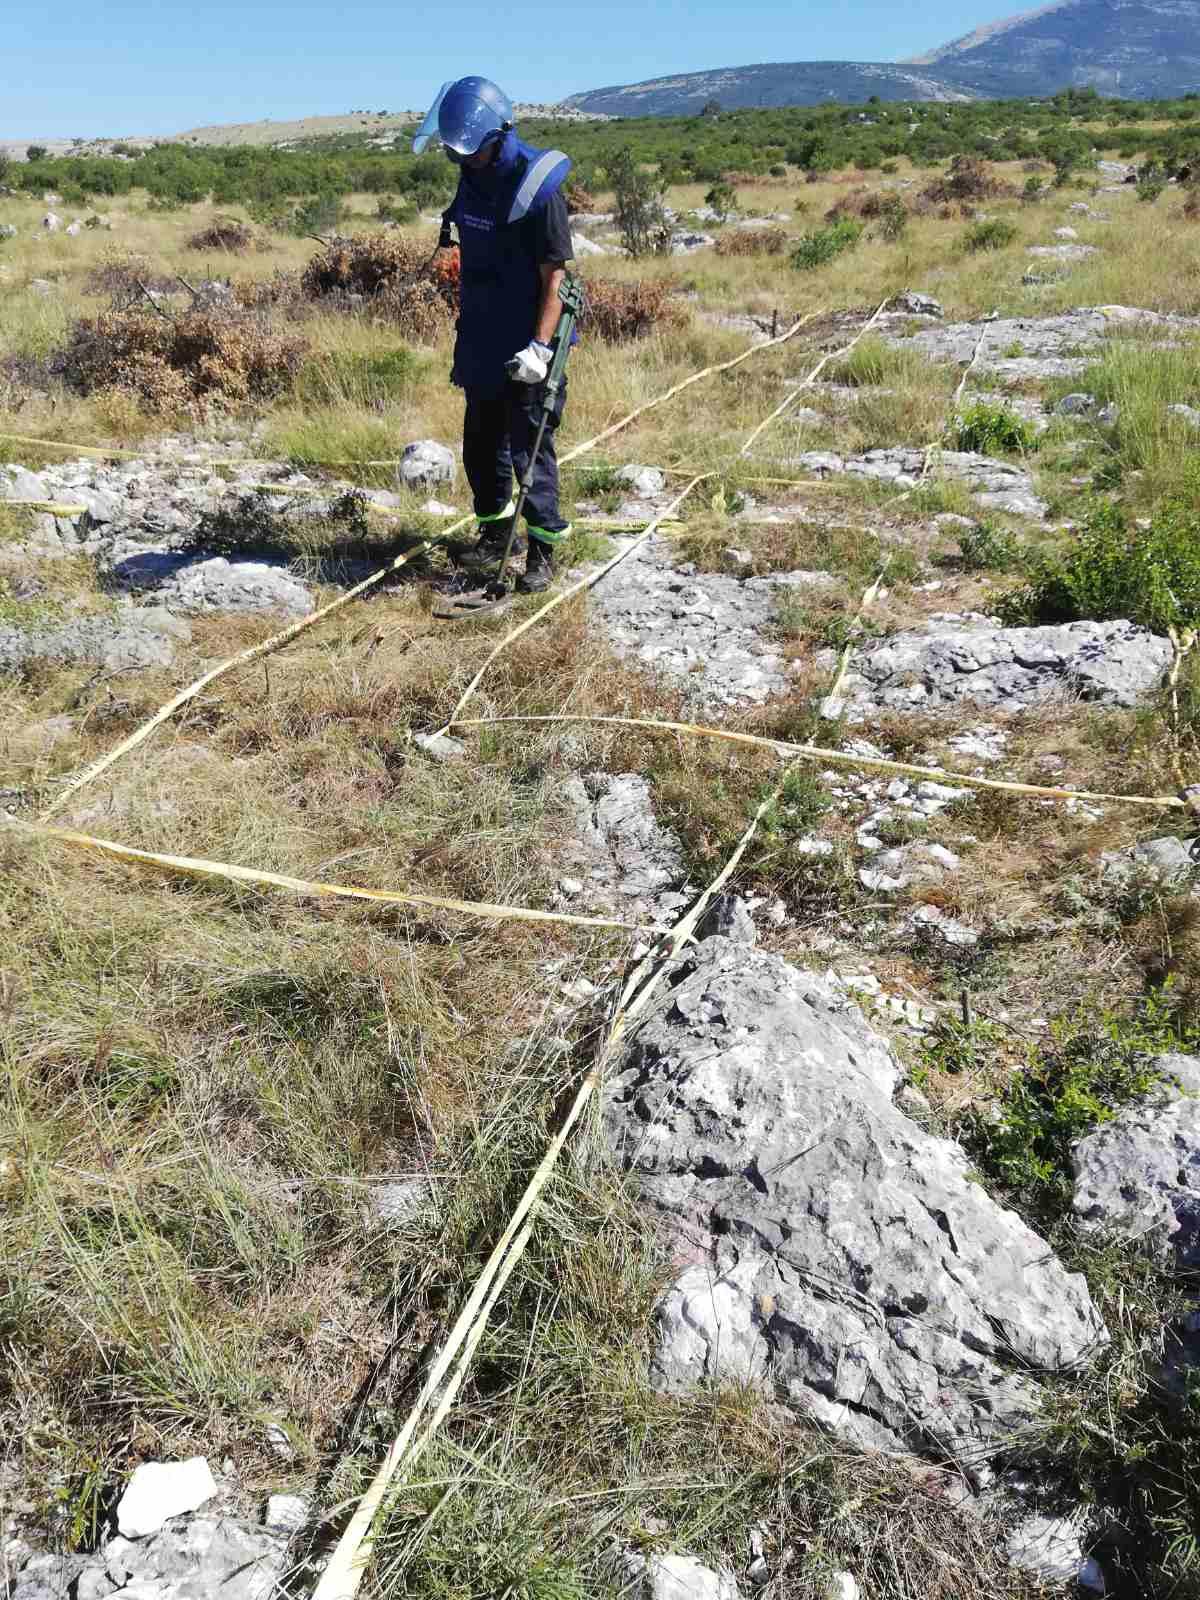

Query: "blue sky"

xmin=4 ymin=0 xmax=1007 ymax=139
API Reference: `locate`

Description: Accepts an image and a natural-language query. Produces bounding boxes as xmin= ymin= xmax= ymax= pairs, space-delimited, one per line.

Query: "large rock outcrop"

xmin=831 ymin=616 xmax=1172 ymax=718
xmin=603 ymin=939 xmax=1106 ymax=1476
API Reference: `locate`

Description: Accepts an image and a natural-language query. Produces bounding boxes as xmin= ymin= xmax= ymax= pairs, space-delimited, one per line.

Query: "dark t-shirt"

xmin=531 ymin=191 xmax=572 ymax=266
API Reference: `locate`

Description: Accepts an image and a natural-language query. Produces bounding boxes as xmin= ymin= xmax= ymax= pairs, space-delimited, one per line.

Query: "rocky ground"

xmin=4 ymin=287 xmax=1200 ymax=1598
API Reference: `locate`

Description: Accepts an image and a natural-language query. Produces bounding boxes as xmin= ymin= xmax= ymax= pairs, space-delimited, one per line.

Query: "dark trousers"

xmin=462 ymin=379 xmax=569 ymax=542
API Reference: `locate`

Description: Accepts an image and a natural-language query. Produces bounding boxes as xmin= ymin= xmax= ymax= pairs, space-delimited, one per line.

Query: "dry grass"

xmin=3 ymin=151 xmax=1200 ymax=1593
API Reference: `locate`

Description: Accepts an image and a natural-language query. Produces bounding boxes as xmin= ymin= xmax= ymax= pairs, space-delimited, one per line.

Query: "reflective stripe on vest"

xmin=507 ymin=149 xmax=571 ymax=223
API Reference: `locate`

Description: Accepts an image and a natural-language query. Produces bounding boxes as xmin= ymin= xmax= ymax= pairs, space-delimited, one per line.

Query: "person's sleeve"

xmin=534 ymin=192 xmax=573 ymax=265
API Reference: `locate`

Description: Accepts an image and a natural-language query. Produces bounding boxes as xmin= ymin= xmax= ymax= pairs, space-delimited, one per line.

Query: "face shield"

xmin=412 ymin=76 xmax=512 ymax=159
xmin=412 ymin=82 xmax=454 ymax=155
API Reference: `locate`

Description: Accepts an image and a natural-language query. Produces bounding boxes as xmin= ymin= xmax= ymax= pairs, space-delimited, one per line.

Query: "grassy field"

xmin=2 ymin=150 xmax=1200 ymax=1597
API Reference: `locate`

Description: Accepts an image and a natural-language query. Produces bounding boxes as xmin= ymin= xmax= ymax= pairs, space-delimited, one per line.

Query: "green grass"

xmin=963 ymin=219 xmax=1019 ymax=252
xmin=954 ymin=401 xmax=1038 ymax=455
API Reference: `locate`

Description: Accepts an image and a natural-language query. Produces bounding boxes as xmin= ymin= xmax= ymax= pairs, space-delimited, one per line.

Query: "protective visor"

xmin=412 ymin=82 xmax=454 ymax=154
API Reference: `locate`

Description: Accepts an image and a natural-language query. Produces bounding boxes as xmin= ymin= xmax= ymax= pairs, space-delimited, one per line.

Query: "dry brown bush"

xmin=57 ymin=305 xmax=308 ymax=412
xmin=564 ymin=180 xmax=596 ymax=214
xmin=824 ymin=188 xmax=904 ymax=222
xmin=921 ymin=156 xmax=1013 ymax=203
xmin=714 ymin=226 xmax=789 ymax=257
xmin=85 ymin=251 xmax=179 ymax=298
xmin=299 ymin=232 xmax=459 ymax=340
xmin=186 ymin=218 xmax=256 ymax=252
xmin=581 ymin=276 xmax=685 ymax=342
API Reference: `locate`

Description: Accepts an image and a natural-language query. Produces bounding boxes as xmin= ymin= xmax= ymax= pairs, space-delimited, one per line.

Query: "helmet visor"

xmin=412 ymin=82 xmax=454 ymax=154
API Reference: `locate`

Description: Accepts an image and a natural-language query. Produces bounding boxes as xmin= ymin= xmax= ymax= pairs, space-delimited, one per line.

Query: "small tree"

xmin=701 ymin=99 xmax=721 ymax=117
xmin=0 ymin=153 xmax=10 ymax=186
xmin=704 ymin=180 xmax=738 ymax=223
xmin=608 ymin=148 xmax=670 ymax=259
xmin=25 ymin=145 xmax=47 ymax=162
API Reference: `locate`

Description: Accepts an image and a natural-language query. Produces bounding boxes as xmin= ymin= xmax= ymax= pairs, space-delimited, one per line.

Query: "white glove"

xmin=507 ymin=340 xmax=552 ymax=383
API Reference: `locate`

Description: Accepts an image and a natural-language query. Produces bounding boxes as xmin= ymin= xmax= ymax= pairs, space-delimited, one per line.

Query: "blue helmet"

xmin=412 ymin=76 xmax=513 ymax=158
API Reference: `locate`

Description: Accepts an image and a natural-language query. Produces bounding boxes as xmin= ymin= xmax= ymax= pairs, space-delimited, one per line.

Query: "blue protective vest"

xmin=447 ymin=132 xmax=572 ymax=394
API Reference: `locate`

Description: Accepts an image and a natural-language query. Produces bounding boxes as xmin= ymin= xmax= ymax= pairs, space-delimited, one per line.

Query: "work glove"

xmin=506 ymin=340 xmax=553 ymax=384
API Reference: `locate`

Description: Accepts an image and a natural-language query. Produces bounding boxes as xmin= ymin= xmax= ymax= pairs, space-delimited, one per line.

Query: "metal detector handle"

xmin=543 ymin=273 xmax=583 ymax=408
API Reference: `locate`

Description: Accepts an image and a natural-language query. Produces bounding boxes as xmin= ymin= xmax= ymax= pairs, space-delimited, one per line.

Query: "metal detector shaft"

xmin=491 ymin=274 xmax=584 ymax=592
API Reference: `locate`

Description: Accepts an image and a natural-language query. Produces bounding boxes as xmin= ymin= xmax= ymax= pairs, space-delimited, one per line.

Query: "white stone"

xmin=821 ymin=1575 xmax=860 ymax=1600
xmin=42 ymin=212 xmax=60 ymax=231
xmin=263 ymin=1494 xmax=309 ymax=1534
xmin=117 ymin=1458 xmax=218 ymax=1538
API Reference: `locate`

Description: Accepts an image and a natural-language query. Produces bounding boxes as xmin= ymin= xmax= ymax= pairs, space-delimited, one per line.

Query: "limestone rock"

xmin=147 ymin=556 xmax=312 ymax=617
xmin=615 ymin=1549 xmax=740 ymax=1600
xmin=1005 ymin=1512 xmax=1088 ymax=1586
xmin=859 ymin=841 xmax=960 ymax=893
xmin=117 ymin=1457 xmax=218 ymax=1538
xmin=1057 ymin=392 xmax=1096 ymax=416
xmin=603 ymin=939 xmax=1106 ymax=1474
xmin=1073 ymin=1083 xmax=1200 ymax=1268
xmin=786 ymin=446 xmax=1046 ymax=518
xmin=835 ymin=618 xmax=1172 ymax=719
xmin=590 ymin=534 xmax=835 ymax=708
xmin=697 ymin=892 xmax=757 ymax=945
xmin=1168 ymin=403 xmax=1200 ymax=429
xmin=894 ymin=291 xmax=943 ymax=318
xmin=263 ymin=1493 xmax=309 ymax=1534
xmin=1101 ymin=835 xmax=1198 ymax=890
xmin=1053 ymin=226 xmax=1079 ymax=240
xmin=616 ymin=463 xmax=667 ymax=497
xmin=1027 ymin=244 xmax=1099 ymax=261
xmin=41 ymin=212 xmax=60 ymax=231
xmin=0 ymin=606 xmax=192 ymax=674
xmin=397 ymin=438 xmax=455 ymax=488
xmin=557 ymin=772 xmax=687 ymax=921
xmin=0 ymin=464 xmax=49 ymax=502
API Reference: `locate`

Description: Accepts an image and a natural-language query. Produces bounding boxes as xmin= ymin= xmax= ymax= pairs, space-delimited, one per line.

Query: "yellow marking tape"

xmin=6 ymin=816 xmax=658 ymax=934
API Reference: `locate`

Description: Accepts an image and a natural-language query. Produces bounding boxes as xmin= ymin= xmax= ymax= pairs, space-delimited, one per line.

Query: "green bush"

xmin=790 ymin=218 xmax=862 ymax=271
xmin=607 ymin=148 xmax=670 ymax=259
xmin=955 ymin=401 xmax=1038 ymax=454
xmin=874 ymin=194 xmax=908 ymax=240
xmin=956 ymin=520 xmax=1026 ymax=572
xmin=375 ymin=196 xmax=418 ymax=224
xmin=963 ymin=218 xmax=1018 ymax=251
xmin=1000 ymin=497 xmax=1200 ymax=632
xmin=703 ymin=180 xmax=738 ymax=222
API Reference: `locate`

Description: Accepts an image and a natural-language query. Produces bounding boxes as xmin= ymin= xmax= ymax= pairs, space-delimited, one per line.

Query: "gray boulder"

xmin=894 ymin=291 xmax=944 ymax=318
xmin=558 ymin=771 xmax=688 ymax=921
xmin=833 ymin=618 xmax=1172 ymax=719
xmin=603 ymin=939 xmax=1106 ymax=1475
xmin=1 ymin=464 xmax=50 ymax=502
xmin=397 ymin=438 xmax=455 ymax=489
xmin=1005 ymin=1513 xmax=1097 ymax=1589
xmin=1168 ymin=403 xmax=1200 ymax=429
xmin=0 ymin=223 xmax=18 ymax=239
xmin=1073 ymin=1061 xmax=1200 ymax=1267
xmin=616 ymin=463 xmax=667 ymax=497
xmin=1027 ymin=244 xmax=1099 ymax=261
xmin=0 ymin=606 xmax=192 ymax=674
xmin=590 ymin=534 xmax=834 ymax=709
xmin=149 ymin=556 xmax=312 ymax=617
xmin=614 ymin=1549 xmax=740 ymax=1600
xmin=787 ymin=447 xmax=1046 ymax=518
xmin=41 ymin=212 xmax=60 ymax=231
xmin=1101 ymin=836 xmax=1198 ymax=890
xmin=1057 ymin=392 xmax=1096 ymax=416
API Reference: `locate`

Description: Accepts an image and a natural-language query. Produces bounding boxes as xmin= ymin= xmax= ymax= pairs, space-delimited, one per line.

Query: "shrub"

xmin=790 ymin=218 xmax=862 ymax=271
xmin=921 ymin=155 xmax=1010 ymax=203
xmin=186 ymin=218 xmax=255 ymax=253
xmin=704 ymin=180 xmax=738 ymax=222
xmin=963 ymin=218 xmax=1017 ymax=252
xmin=563 ymin=180 xmax=596 ymax=214
xmin=956 ymin=520 xmax=1026 ymax=572
xmin=56 ymin=305 xmax=307 ymax=413
xmin=1138 ymin=180 xmax=1166 ymax=203
xmin=1021 ymin=176 xmax=1044 ymax=202
xmin=607 ymin=148 xmax=670 ymax=259
xmin=955 ymin=401 xmax=1038 ymax=454
xmin=375 ymin=196 xmax=418 ymax=224
xmin=874 ymin=195 xmax=908 ymax=241
xmin=85 ymin=251 xmax=178 ymax=298
xmin=25 ymin=145 xmax=47 ymax=162
xmin=714 ymin=226 xmax=788 ymax=256
xmin=300 ymin=232 xmax=459 ymax=340
xmin=999 ymin=497 xmax=1200 ymax=632
xmin=581 ymin=276 xmax=684 ymax=342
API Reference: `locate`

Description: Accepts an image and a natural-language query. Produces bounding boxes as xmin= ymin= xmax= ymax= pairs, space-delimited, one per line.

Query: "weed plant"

xmin=790 ymin=219 xmax=862 ymax=271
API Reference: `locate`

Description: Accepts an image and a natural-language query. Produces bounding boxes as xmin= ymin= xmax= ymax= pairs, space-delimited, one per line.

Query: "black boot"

xmin=517 ymin=537 xmax=554 ymax=593
xmin=458 ymin=519 xmax=525 ymax=571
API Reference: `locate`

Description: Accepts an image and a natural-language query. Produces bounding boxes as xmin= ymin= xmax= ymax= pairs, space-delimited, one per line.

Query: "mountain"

xmin=567 ymin=0 xmax=1200 ymax=114
xmin=565 ymin=62 xmax=976 ymax=117
xmin=904 ymin=0 xmax=1200 ymax=97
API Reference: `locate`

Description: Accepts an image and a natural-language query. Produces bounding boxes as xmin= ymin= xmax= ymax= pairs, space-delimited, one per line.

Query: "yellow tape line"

xmin=0 ymin=433 xmax=140 ymax=460
xmin=2 ymin=500 xmax=89 ymax=516
xmin=39 ymin=534 xmax=455 ymax=820
xmin=444 ymin=715 xmax=1186 ymax=812
xmin=6 ymin=816 xmax=657 ymax=934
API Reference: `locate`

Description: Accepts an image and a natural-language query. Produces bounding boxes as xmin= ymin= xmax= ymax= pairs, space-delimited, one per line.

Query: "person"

xmin=413 ymin=76 xmax=576 ymax=593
